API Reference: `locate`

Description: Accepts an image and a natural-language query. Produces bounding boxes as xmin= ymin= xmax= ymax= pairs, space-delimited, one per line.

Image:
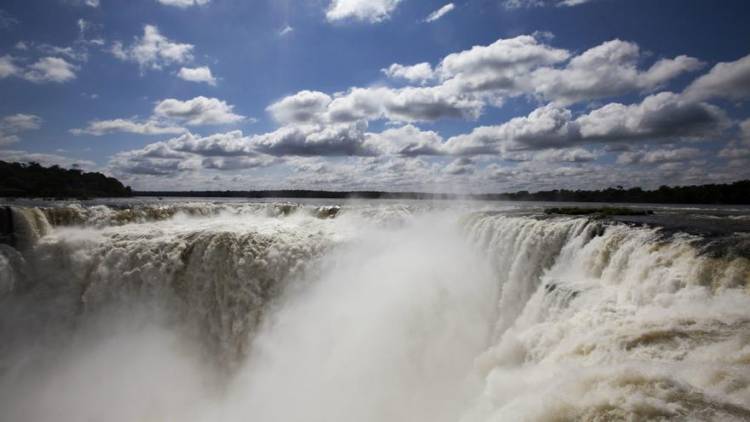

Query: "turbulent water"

xmin=1 ymin=199 xmax=749 ymax=422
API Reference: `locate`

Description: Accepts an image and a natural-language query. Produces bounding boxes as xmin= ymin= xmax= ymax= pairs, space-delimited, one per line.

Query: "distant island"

xmin=0 ymin=161 xmax=132 ymax=198
xmin=0 ymin=161 xmax=748 ymax=204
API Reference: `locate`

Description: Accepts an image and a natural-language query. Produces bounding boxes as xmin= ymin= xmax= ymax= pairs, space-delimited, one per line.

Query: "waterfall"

xmin=0 ymin=202 xmax=748 ymax=421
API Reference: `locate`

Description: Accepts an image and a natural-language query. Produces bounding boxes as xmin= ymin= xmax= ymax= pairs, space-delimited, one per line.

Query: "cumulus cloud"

xmin=250 ymin=122 xmax=373 ymax=156
xmin=425 ymin=3 xmax=455 ymax=23
xmin=0 ymin=56 xmax=77 ymax=83
xmin=267 ymin=91 xmax=333 ymax=124
xmin=23 ymin=57 xmax=78 ymax=83
xmin=70 ymin=119 xmax=186 ymax=136
xmin=177 ymin=66 xmax=217 ymax=85
xmin=270 ymin=85 xmax=482 ymax=126
xmin=437 ymin=34 xmax=570 ymax=93
xmin=529 ymin=40 xmax=703 ymax=104
xmin=1 ymin=114 xmax=42 ymax=132
xmin=72 ymin=97 xmax=245 ymax=136
xmin=717 ymin=118 xmax=750 ymax=162
xmin=110 ymin=130 xmax=274 ymax=176
xmin=539 ymin=148 xmax=597 ymax=162
xmin=153 ymin=97 xmax=245 ymax=126
xmin=0 ymin=56 xmax=19 ymax=79
xmin=382 ymin=63 xmax=434 ymax=84
xmin=683 ymin=53 xmax=750 ymax=102
xmin=328 ymin=85 xmax=482 ymax=123
xmin=576 ymin=92 xmax=727 ymax=141
xmin=444 ymin=157 xmax=474 ymax=175
xmin=0 ymin=114 xmax=42 ymax=146
xmin=363 ymin=125 xmax=444 ymax=156
xmin=444 ymin=92 xmax=728 ymax=154
xmin=156 ymin=0 xmax=211 ymax=7
xmin=378 ymin=36 xmax=701 ymax=112
xmin=617 ymin=147 xmax=702 ymax=165
xmin=111 ymin=25 xmax=194 ymax=71
xmin=326 ymin=0 xmax=403 ymax=23
xmin=167 ymin=131 xmax=257 ymax=156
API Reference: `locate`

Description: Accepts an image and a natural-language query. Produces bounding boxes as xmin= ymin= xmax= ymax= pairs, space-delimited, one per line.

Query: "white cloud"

xmin=380 ymin=36 xmax=701 ymax=111
xmin=683 ymin=53 xmax=750 ymax=102
xmin=153 ymin=96 xmax=245 ymax=126
xmin=267 ymin=91 xmax=333 ymax=124
xmin=167 ymin=131 xmax=257 ymax=156
xmin=72 ymin=97 xmax=245 ymax=136
xmin=437 ymin=34 xmax=570 ymax=94
xmin=109 ymin=130 xmax=274 ymax=176
xmin=111 ymin=25 xmax=194 ymax=71
xmin=0 ymin=55 xmax=20 ymax=79
xmin=617 ymin=147 xmax=702 ymax=165
xmin=363 ymin=125 xmax=444 ymax=156
xmin=177 ymin=66 xmax=217 ymax=85
xmin=529 ymin=40 xmax=703 ymax=105
xmin=330 ymin=85 xmax=484 ymax=123
xmin=0 ymin=114 xmax=42 ymax=146
xmin=544 ymin=148 xmax=598 ymax=162
xmin=271 ymin=85 xmax=482 ymax=126
xmin=156 ymin=0 xmax=211 ymax=7
xmin=444 ymin=92 xmax=728 ymax=154
xmin=70 ymin=119 xmax=186 ymax=136
xmin=85 ymin=0 xmax=99 ymax=7
xmin=382 ymin=63 xmax=434 ymax=84
xmin=23 ymin=57 xmax=77 ymax=83
xmin=1 ymin=56 xmax=79 ymax=83
xmin=279 ymin=25 xmax=294 ymax=37
xmin=444 ymin=157 xmax=474 ymax=175
xmin=576 ymin=92 xmax=727 ymax=141
xmin=250 ymin=122 xmax=372 ymax=156
xmin=1 ymin=114 xmax=42 ymax=132
xmin=326 ymin=0 xmax=403 ymax=23
xmin=425 ymin=3 xmax=455 ymax=23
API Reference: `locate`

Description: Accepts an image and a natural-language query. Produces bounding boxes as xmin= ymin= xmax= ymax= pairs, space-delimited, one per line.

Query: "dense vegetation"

xmin=500 ymin=181 xmax=750 ymax=204
xmin=0 ymin=161 xmax=132 ymax=198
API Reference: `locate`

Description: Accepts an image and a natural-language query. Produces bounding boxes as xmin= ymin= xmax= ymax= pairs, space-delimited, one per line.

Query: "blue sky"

xmin=1 ymin=0 xmax=750 ymax=192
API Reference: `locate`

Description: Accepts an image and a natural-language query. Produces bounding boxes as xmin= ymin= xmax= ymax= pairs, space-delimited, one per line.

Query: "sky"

xmin=1 ymin=0 xmax=750 ymax=192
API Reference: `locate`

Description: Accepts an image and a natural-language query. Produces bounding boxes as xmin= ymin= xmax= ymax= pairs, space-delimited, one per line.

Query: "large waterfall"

xmin=1 ymin=200 xmax=749 ymax=421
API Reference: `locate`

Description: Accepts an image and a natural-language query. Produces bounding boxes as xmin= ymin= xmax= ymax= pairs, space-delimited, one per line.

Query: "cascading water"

xmin=0 ymin=200 xmax=748 ymax=421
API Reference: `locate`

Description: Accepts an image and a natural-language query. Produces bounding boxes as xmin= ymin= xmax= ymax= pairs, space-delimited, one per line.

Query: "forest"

xmin=0 ymin=161 xmax=132 ymax=198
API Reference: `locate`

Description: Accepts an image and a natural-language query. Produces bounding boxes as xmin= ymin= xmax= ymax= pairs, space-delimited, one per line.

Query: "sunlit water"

xmin=1 ymin=198 xmax=749 ymax=421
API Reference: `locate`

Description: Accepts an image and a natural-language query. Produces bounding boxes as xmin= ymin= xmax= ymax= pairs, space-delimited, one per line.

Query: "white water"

xmin=0 ymin=201 xmax=749 ymax=421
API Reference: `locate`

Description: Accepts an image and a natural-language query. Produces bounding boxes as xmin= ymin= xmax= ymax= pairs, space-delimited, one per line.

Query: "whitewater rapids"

xmin=0 ymin=200 xmax=749 ymax=421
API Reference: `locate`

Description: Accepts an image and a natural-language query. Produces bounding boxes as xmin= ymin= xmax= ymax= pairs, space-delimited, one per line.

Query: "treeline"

xmin=0 ymin=161 xmax=132 ymax=198
xmin=500 ymin=181 xmax=750 ymax=204
xmin=140 ymin=180 xmax=750 ymax=204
